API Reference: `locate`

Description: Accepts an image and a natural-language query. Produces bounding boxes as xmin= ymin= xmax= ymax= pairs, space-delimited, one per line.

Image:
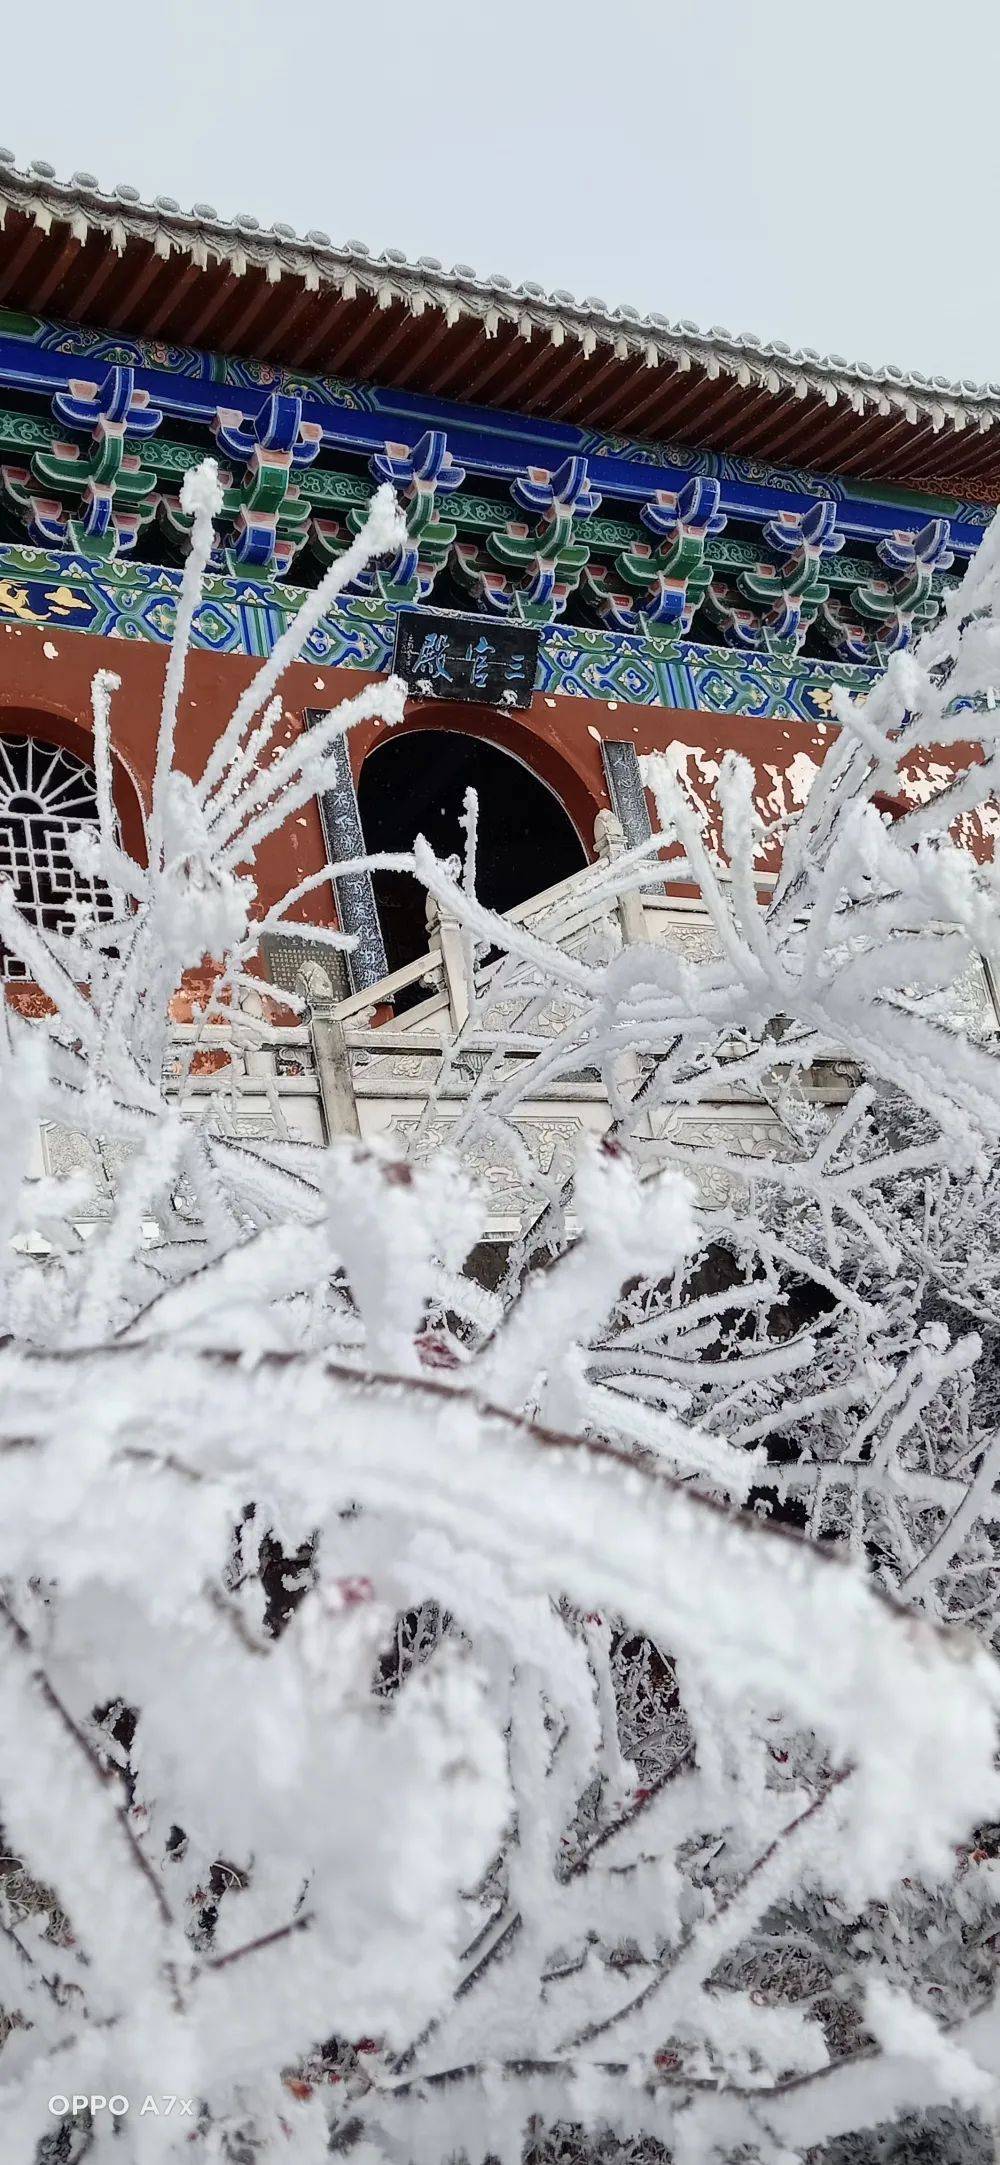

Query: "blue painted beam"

xmin=0 ymin=320 xmax=989 ymax=555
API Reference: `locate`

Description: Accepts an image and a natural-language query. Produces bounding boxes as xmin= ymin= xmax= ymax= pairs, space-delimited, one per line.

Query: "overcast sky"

xmin=4 ymin=0 xmax=998 ymax=386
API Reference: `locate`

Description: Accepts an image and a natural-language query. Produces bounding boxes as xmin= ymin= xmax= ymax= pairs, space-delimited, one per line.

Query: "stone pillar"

xmin=298 ymin=960 xmax=360 ymax=1141
xmin=595 ymin=808 xmax=647 ymax=947
xmin=425 ymin=869 xmax=470 ymax=1032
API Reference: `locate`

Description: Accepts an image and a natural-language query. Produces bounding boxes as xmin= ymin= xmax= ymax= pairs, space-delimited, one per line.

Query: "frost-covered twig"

xmin=0 ymin=469 xmax=999 ymax=2164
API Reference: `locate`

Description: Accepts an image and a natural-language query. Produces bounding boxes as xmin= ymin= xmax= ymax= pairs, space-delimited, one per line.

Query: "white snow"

xmin=0 ymin=471 xmax=999 ymax=2161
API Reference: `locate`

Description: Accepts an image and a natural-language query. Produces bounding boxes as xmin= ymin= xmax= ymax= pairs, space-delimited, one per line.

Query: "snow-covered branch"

xmin=1 ymin=474 xmax=1000 ymax=2163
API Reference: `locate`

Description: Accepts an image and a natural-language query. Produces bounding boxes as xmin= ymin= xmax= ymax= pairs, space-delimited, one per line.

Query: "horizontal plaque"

xmin=393 ymin=608 xmax=539 ymax=711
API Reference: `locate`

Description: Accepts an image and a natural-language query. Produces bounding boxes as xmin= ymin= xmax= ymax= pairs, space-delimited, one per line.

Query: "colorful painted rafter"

xmin=161 ymin=392 xmax=322 ymax=574
xmin=0 ymin=337 xmax=968 ymax=664
xmin=582 ymin=477 xmax=726 ymax=637
xmin=822 ymin=517 xmax=955 ymax=662
xmin=741 ymin=503 xmax=844 ymax=647
xmin=453 ymin=456 xmax=601 ymax=623
xmin=0 ymin=307 xmax=989 ymax=542
xmin=2 ymin=366 xmax=161 ymax=557
xmin=311 ymin=430 xmax=466 ymax=605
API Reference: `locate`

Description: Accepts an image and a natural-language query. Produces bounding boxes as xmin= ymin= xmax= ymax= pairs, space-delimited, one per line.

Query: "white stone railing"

xmin=37 ymin=841 xmax=999 ymax=1231
xmin=294 ymin=848 xmax=860 ymax=1227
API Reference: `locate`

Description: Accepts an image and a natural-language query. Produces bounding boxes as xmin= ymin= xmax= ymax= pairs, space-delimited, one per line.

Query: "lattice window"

xmin=0 ymin=734 xmax=117 ymax=980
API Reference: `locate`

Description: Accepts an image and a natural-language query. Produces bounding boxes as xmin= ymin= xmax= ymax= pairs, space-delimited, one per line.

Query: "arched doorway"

xmin=357 ymin=729 xmax=587 ymax=980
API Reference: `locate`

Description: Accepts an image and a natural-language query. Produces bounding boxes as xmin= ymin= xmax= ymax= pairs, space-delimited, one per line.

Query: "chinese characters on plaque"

xmin=392 ymin=609 xmax=540 ymax=712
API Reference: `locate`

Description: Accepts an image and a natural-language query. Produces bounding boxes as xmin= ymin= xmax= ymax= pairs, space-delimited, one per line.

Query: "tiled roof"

xmin=1 ymin=154 xmax=998 ymax=494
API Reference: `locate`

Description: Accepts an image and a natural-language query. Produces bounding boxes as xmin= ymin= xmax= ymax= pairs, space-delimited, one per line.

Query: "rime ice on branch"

xmin=2 ymin=467 xmax=1000 ymax=2164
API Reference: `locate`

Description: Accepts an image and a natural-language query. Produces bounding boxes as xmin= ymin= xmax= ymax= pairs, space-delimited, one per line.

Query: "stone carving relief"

xmin=650 ymin=1111 xmax=795 ymax=1209
xmin=386 ymin=1113 xmax=584 ymax=1220
xmin=650 ymin=915 xmax=721 ymax=964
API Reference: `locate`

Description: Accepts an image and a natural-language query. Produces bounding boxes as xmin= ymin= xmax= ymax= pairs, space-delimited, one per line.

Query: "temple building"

xmin=0 ymin=152 xmax=996 ymax=1199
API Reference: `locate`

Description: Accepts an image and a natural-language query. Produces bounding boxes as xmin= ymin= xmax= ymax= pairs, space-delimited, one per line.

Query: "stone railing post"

xmin=593 ymin=810 xmax=653 ymax=1134
xmin=298 ymin=961 xmax=360 ymax=1141
xmin=425 ymin=887 xmax=470 ymax=1032
xmin=595 ymin=808 xmax=647 ymax=947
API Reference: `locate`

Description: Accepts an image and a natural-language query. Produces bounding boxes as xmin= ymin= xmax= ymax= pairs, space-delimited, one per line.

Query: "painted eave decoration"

xmin=3 ymin=154 xmax=1000 ymax=498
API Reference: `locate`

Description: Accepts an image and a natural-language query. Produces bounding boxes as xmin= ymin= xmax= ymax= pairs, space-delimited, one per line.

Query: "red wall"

xmin=0 ymin=616 xmax=841 ymax=900
xmin=8 ymin=620 xmax=980 ymax=969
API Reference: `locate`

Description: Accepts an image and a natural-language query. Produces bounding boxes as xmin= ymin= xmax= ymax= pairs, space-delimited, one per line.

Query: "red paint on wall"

xmin=0 ymin=620 xmax=992 ymax=998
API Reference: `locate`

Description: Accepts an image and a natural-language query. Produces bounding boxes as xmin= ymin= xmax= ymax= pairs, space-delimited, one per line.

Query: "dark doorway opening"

xmin=357 ymin=729 xmax=587 ymax=985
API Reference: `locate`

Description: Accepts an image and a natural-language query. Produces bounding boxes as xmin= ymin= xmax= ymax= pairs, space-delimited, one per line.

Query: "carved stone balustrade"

xmin=32 ymin=860 xmax=1000 ymax=1236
